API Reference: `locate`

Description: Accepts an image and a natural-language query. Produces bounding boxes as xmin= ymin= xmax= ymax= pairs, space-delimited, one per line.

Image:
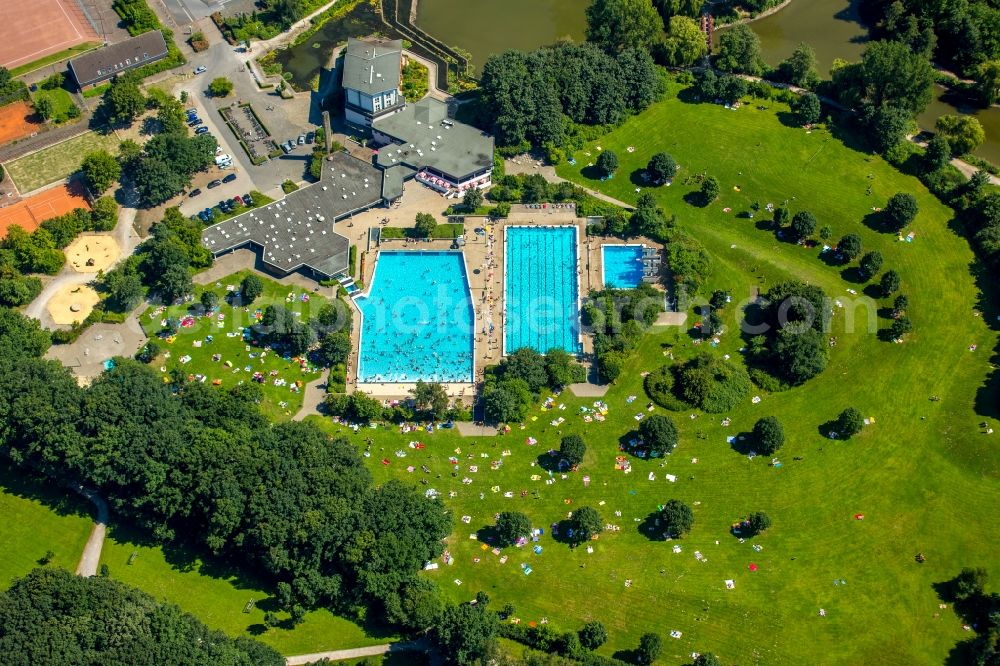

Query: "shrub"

xmin=677 ymin=353 xmax=751 ymax=413
xmin=208 ymin=77 xmax=234 ymax=97
xmin=643 ymin=365 xmax=688 ymax=410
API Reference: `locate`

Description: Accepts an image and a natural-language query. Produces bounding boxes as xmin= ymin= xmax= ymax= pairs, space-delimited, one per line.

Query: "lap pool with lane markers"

xmin=504 ymin=225 xmax=581 ymax=355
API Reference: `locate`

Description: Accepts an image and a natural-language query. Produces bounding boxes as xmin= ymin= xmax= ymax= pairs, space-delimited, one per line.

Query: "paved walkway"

xmin=455 ymin=421 xmax=498 ymax=436
xmin=293 ymin=370 xmax=330 ymax=421
xmin=71 ymin=486 xmax=108 ymax=577
xmin=286 ymin=640 xmax=426 ymax=665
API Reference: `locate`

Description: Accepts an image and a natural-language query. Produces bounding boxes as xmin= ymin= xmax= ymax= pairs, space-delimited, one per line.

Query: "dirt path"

xmin=71 ymin=485 xmax=108 ymax=577
xmin=285 ymin=640 xmax=426 ymax=665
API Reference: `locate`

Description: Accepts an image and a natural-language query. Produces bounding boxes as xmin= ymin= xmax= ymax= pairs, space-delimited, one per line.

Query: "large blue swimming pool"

xmin=356 ymin=251 xmax=475 ymax=383
xmin=602 ymin=244 xmax=645 ymax=289
xmin=505 ymin=226 xmax=580 ymax=355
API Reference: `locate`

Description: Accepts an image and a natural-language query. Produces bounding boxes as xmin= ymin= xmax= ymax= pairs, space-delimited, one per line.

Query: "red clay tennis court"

xmin=0 ymin=181 xmax=90 ymax=237
xmin=0 ymin=101 xmax=42 ymax=145
xmin=0 ymin=0 xmax=99 ymax=70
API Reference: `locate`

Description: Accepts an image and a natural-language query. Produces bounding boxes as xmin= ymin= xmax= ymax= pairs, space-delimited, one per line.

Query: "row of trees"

xmin=477 ymin=42 xmax=663 ymax=149
xmin=483 ymin=347 xmax=586 ymax=423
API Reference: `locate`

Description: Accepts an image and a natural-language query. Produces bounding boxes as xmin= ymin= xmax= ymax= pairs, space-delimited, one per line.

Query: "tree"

xmin=209 ymin=77 xmax=234 ymax=97
xmin=636 ymin=632 xmax=663 ymax=665
xmin=157 ymin=263 xmax=192 ymax=302
xmin=117 ymin=138 xmax=143 ymax=168
xmin=659 ymin=499 xmax=694 ymax=537
xmin=953 ymin=567 xmax=989 ymax=601
xmin=103 ymin=267 xmax=143 ymax=312
xmin=793 ymin=92 xmax=822 ymax=125
xmin=544 ymin=347 xmax=578 ymax=387
xmin=200 ymin=290 xmax=219 ymax=310
xmin=777 ymin=43 xmax=819 ymax=88
xmin=866 ymin=104 xmax=911 ymax=153
xmin=716 ymin=74 xmax=748 ymax=104
xmin=647 ymin=152 xmax=678 ymax=183
xmin=483 ymin=378 xmax=532 ymax=423
xmin=700 ymin=175 xmax=719 ymax=204
xmin=924 ymin=134 xmax=951 ymax=172
xmin=638 ymin=414 xmax=679 ymax=456
xmin=0 ymin=308 xmax=51 ymax=358
xmin=936 ymin=115 xmax=985 ymax=155
xmin=81 ymin=150 xmax=121 ymax=194
xmin=411 ymin=380 xmax=449 ymax=420
xmin=880 ymin=269 xmax=901 ymax=296
xmin=315 ymin=331 xmax=351 ymax=368
xmin=715 ymin=24 xmax=762 ymax=75
xmin=836 ymin=40 xmax=934 ymax=116
xmin=132 ymin=158 xmax=186 ymax=207
xmin=241 ymin=274 xmax=263 ymax=303
xmin=838 ymin=233 xmax=862 ymax=261
xmin=859 ymin=250 xmax=884 ymax=279
xmin=773 ymin=206 xmax=790 ymax=227
xmin=567 ymin=505 xmax=603 ymax=544
xmin=883 ymin=192 xmax=918 ymax=233
xmin=596 ymin=149 xmax=619 ymax=177
xmin=102 ymin=73 xmax=145 ymax=125
xmin=414 ymin=212 xmax=437 ymax=238
xmin=663 ymin=15 xmax=707 ymax=66
xmin=156 ymin=97 xmax=186 ymax=134
xmin=836 ymin=407 xmax=865 ymax=438
xmin=585 ymin=0 xmax=663 ymax=54
xmin=791 ymin=210 xmax=817 ymax=241
xmin=771 ymin=327 xmax=828 ymax=384
xmin=889 ymin=315 xmax=912 ymax=340
xmin=892 ymin=293 xmax=909 ymax=318
xmin=710 ymin=290 xmax=730 ymax=311
xmin=463 ymin=187 xmax=483 ymax=210
xmin=35 ymin=96 xmax=53 ymax=121
xmin=90 ymin=196 xmax=119 ymax=231
xmin=494 ymin=511 xmax=532 ymax=547
xmin=976 ymin=59 xmax=1000 ymax=106
xmin=434 ymin=603 xmax=499 ymax=666
xmin=753 ymin=416 xmax=784 ymax=455
xmin=579 ymin=620 xmax=608 ymax=650
xmin=560 ymin=434 xmax=586 ymax=467
xmin=500 ymin=347 xmax=548 ymax=392
xmin=694 ymin=654 xmax=723 ymax=666
xmin=746 ymin=511 xmax=772 ymax=536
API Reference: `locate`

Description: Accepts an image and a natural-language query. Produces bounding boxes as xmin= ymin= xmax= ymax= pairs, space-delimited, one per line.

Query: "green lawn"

xmin=0 ymin=464 xmax=94 ymax=588
xmin=99 ymin=525 xmax=397 ymax=656
xmin=306 ymin=82 xmax=999 ymax=664
xmin=33 ymin=87 xmax=77 ymax=124
xmin=139 ymin=270 xmax=329 ymax=420
xmin=4 ymin=130 xmax=118 ymax=193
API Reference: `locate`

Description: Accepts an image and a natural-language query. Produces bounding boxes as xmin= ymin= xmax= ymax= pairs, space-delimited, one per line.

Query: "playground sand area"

xmin=48 ymin=283 xmax=99 ymax=325
xmin=65 ymin=234 xmax=120 ymax=273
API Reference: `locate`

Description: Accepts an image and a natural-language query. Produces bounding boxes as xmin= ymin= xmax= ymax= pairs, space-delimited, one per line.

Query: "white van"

xmin=215 ymin=154 xmax=232 ymax=167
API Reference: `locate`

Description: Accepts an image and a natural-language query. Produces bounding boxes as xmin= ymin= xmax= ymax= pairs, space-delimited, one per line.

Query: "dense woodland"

xmin=0 ymin=568 xmax=283 ymax=665
xmin=0 ymin=311 xmax=451 ymax=628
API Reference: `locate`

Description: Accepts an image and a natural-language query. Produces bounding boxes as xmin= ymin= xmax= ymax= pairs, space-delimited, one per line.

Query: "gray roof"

xmin=68 ymin=31 xmax=168 ymax=87
xmin=201 ymin=153 xmax=382 ymax=277
xmin=343 ymin=38 xmax=402 ymax=96
xmin=375 ymin=99 xmax=494 ymax=182
xmin=381 ymin=164 xmax=415 ymax=201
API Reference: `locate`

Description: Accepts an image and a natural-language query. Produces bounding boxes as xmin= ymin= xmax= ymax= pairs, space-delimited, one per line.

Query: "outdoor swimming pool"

xmin=356 ymin=251 xmax=475 ymax=383
xmin=505 ymin=226 xmax=581 ymax=355
xmin=602 ymin=244 xmax=645 ymax=289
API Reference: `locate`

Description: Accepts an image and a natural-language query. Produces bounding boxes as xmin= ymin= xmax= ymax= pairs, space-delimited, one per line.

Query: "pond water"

xmin=414 ymin=0 xmax=587 ymax=71
xmin=730 ymin=0 xmax=1000 ymax=163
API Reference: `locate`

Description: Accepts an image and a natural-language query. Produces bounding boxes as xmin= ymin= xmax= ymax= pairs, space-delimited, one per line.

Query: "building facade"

xmin=342 ymin=38 xmax=404 ymax=127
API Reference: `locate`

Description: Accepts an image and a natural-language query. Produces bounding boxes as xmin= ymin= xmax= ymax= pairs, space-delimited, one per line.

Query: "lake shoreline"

xmin=714 ymin=0 xmax=794 ymax=31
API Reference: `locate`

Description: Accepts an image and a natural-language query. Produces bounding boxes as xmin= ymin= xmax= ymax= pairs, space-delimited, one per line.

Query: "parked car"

xmin=281 ymin=141 xmax=292 ymax=153
xmin=233 ymin=195 xmax=244 ymax=206
xmin=242 ymin=193 xmax=254 ymax=206
xmin=186 ymin=108 xmax=197 ymax=115
xmin=297 ymin=134 xmax=306 ymax=145
xmin=218 ymin=200 xmax=231 ymax=212
xmin=189 ymin=188 xmax=201 ymax=198
xmin=194 ymin=65 xmax=207 ymax=74
xmin=197 ymin=210 xmax=209 ymax=222
xmin=187 ymin=118 xmax=202 ymax=127
xmin=306 ymin=131 xmax=315 ymax=144
xmin=194 ymin=126 xmax=209 ymax=135
xmin=202 ymin=208 xmax=214 ymax=221
xmin=207 ymin=179 xmax=222 ymax=189
xmin=222 ymin=173 xmax=237 ymax=183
